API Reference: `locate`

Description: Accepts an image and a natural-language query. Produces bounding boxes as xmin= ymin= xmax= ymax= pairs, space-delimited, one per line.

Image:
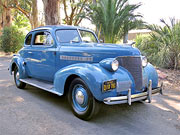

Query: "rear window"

xmin=33 ymin=32 xmax=54 ymax=46
xmin=56 ymin=30 xmax=80 ymax=43
xmin=25 ymin=34 xmax=32 ymax=45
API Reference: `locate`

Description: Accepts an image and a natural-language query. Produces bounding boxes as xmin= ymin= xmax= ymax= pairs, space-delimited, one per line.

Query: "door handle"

xmin=28 ymin=52 xmax=33 ymax=55
xmin=28 ymin=51 xmax=32 ymax=54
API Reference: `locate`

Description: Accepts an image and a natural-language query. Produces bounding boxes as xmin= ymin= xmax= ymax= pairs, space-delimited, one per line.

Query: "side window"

xmin=79 ymin=30 xmax=97 ymax=43
xmin=25 ymin=34 xmax=32 ymax=45
xmin=33 ymin=31 xmax=54 ymax=46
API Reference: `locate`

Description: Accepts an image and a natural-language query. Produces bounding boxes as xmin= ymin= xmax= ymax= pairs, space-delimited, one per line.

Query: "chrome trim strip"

xmin=147 ymin=80 xmax=152 ymax=103
xmin=60 ymin=55 xmax=93 ymax=62
xmin=127 ymin=89 xmax=131 ymax=105
xmin=20 ymin=79 xmax=62 ymax=96
xmin=160 ymin=82 xmax=163 ymax=95
xmin=116 ymin=56 xmax=141 ymax=58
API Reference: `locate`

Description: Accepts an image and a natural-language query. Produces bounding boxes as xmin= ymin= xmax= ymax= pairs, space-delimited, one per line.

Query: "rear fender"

xmin=9 ymin=54 xmax=27 ymax=79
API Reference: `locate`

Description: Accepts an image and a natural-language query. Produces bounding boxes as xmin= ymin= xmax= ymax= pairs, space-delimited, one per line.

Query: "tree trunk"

xmin=0 ymin=13 xmax=2 ymax=34
xmin=0 ymin=0 xmax=12 ymax=28
xmin=123 ymin=33 xmax=128 ymax=43
xmin=42 ymin=0 xmax=60 ymax=25
xmin=31 ymin=0 xmax=39 ymax=29
xmin=93 ymin=0 xmax=97 ymax=4
xmin=174 ymin=53 xmax=179 ymax=70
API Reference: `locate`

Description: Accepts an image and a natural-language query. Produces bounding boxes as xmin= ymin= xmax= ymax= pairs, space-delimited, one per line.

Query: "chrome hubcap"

xmin=16 ymin=71 xmax=20 ymax=80
xmin=75 ymin=90 xmax=85 ymax=105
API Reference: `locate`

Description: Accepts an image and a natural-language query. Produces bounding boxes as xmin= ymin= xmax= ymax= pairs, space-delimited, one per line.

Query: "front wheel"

xmin=68 ymin=78 xmax=99 ymax=120
xmin=14 ymin=67 xmax=26 ymax=89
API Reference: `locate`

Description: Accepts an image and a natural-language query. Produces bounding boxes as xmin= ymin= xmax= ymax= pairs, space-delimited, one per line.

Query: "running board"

xmin=20 ymin=78 xmax=62 ymax=96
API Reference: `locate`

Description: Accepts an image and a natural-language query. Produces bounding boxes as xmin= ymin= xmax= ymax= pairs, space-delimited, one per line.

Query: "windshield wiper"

xmin=83 ymin=41 xmax=90 ymax=43
xmin=70 ymin=40 xmax=80 ymax=43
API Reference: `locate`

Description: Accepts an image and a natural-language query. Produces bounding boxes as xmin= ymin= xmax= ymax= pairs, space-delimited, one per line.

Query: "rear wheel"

xmin=14 ymin=67 xmax=26 ymax=89
xmin=68 ymin=78 xmax=99 ymax=120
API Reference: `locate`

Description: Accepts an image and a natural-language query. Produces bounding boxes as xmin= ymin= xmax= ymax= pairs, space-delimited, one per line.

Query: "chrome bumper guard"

xmin=104 ymin=80 xmax=163 ymax=105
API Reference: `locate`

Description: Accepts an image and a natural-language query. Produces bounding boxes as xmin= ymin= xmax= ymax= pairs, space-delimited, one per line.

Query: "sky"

xmin=129 ymin=0 xmax=180 ymax=25
xmin=38 ymin=0 xmax=180 ymax=27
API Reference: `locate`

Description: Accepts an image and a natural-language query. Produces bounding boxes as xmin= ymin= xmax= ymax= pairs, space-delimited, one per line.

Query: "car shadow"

xmin=24 ymin=84 xmax=71 ymax=110
xmin=21 ymin=84 xmax=146 ymax=121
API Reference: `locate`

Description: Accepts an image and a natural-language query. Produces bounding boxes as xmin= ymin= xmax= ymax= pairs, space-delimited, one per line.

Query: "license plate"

xmin=103 ymin=80 xmax=117 ymax=92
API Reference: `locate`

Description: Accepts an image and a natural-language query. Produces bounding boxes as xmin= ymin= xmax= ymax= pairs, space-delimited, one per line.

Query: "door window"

xmin=33 ymin=32 xmax=54 ymax=46
xmin=79 ymin=30 xmax=98 ymax=43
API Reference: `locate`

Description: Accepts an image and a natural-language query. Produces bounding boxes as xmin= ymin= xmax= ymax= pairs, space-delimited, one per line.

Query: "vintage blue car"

xmin=9 ymin=25 xmax=163 ymax=120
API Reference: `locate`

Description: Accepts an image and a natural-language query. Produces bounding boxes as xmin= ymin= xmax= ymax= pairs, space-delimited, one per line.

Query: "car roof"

xmin=31 ymin=25 xmax=93 ymax=32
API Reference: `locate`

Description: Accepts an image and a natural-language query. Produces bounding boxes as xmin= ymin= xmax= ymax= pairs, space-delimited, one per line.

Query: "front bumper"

xmin=104 ymin=80 xmax=163 ymax=105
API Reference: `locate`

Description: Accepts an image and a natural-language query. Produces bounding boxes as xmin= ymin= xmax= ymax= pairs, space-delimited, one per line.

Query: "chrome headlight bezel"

xmin=111 ymin=59 xmax=119 ymax=71
xmin=141 ymin=56 xmax=148 ymax=67
xmin=99 ymin=58 xmax=119 ymax=72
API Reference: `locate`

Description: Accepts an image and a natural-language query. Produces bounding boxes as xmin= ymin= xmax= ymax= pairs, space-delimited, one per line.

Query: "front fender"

xmin=143 ymin=63 xmax=158 ymax=88
xmin=54 ymin=63 xmax=132 ymax=101
xmin=9 ymin=54 xmax=27 ymax=79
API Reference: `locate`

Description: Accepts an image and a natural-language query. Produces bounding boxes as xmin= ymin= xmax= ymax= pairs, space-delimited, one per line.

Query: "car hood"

xmin=59 ymin=42 xmax=141 ymax=63
xmin=83 ymin=42 xmax=140 ymax=57
xmin=91 ymin=43 xmax=140 ymax=55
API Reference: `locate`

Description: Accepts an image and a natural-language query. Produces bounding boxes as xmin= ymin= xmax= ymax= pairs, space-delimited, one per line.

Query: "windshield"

xmin=56 ymin=29 xmax=98 ymax=43
xmin=79 ymin=30 xmax=98 ymax=43
xmin=56 ymin=29 xmax=80 ymax=43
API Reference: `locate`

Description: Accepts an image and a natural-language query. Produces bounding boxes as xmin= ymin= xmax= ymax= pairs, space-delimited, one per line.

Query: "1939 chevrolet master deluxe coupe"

xmin=9 ymin=25 xmax=163 ymax=120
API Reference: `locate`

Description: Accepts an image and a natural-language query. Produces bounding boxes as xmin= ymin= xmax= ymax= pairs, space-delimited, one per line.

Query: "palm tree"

xmin=84 ymin=0 xmax=143 ymax=43
xmin=122 ymin=18 xmax=145 ymax=43
xmin=147 ymin=18 xmax=180 ymax=69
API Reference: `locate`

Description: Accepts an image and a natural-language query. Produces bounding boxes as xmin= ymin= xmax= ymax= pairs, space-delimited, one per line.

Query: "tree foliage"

xmin=135 ymin=34 xmax=160 ymax=66
xmin=62 ymin=0 xmax=91 ymax=26
xmin=0 ymin=0 xmax=39 ymax=29
xmin=0 ymin=0 xmax=12 ymax=30
xmin=13 ymin=10 xmax=31 ymax=30
xmin=0 ymin=26 xmax=24 ymax=53
xmin=136 ymin=18 xmax=180 ymax=69
xmin=84 ymin=0 xmax=143 ymax=43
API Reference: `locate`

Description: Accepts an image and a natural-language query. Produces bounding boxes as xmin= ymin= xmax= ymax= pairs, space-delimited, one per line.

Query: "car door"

xmin=26 ymin=30 xmax=56 ymax=82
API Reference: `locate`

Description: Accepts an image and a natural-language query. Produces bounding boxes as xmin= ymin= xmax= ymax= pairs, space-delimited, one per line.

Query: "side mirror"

xmin=130 ymin=41 xmax=136 ymax=46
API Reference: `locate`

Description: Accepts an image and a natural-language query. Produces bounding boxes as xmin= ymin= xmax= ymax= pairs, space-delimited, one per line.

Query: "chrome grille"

xmin=116 ymin=56 xmax=143 ymax=91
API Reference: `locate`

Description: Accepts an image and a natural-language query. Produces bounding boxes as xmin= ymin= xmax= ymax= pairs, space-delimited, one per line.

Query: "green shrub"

xmin=135 ymin=34 xmax=164 ymax=68
xmin=135 ymin=31 xmax=180 ymax=69
xmin=146 ymin=19 xmax=180 ymax=69
xmin=135 ymin=34 xmax=158 ymax=64
xmin=0 ymin=26 xmax=25 ymax=53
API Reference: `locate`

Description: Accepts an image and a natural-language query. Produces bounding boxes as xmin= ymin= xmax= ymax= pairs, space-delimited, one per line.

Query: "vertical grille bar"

xmin=116 ymin=56 xmax=143 ymax=91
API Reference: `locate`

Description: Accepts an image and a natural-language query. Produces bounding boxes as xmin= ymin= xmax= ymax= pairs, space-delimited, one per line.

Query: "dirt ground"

xmin=157 ymin=67 xmax=180 ymax=88
xmin=156 ymin=68 xmax=180 ymax=128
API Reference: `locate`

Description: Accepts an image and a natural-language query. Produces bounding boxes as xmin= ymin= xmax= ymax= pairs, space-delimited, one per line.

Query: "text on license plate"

xmin=103 ymin=80 xmax=117 ymax=92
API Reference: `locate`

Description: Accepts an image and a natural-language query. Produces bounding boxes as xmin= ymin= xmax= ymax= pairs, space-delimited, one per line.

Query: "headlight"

xmin=111 ymin=59 xmax=119 ymax=71
xmin=141 ymin=56 xmax=148 ymax=67
xmin=99 ymin=58 xmax=119 ymax=72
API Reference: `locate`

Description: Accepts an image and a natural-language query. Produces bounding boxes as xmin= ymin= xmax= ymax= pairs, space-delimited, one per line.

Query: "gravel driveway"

xmin=0 ymin=56 xmax=179 ymax=135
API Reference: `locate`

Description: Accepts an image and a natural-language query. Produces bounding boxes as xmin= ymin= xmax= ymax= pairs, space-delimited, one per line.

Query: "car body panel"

xmin=53 ymin=62 xmax=158 ymax=101
xmin=9 ymin=54 xmax=28 ymax=79
xmin=9 ymin=25 xmax=159 ymax=103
